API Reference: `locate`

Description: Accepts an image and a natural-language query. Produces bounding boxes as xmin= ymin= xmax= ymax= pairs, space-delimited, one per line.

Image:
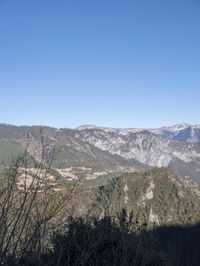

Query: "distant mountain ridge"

xmin=76 ymin=123 xmax=200 ymax=143
xmin=0 ymin=124 xmax=149 ymax=172
xmin=1 ymin=123 xmax=200 ymax=183
xmin=2 ymin=122 xmax=200 ymax=143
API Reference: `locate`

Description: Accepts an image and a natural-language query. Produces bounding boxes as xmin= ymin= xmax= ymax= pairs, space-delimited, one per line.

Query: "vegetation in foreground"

xmin=3 ymin=212 xmax=200 ymax=266
xmin=1 ymin=133 xmax=200 ymax=265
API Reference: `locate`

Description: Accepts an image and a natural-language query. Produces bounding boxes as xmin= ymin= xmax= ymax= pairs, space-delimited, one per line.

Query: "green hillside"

xmin=53 ymin=144 xmax=149 ymax=171
xmin=0 ymin=143 xmax=24 ymax=164
xmin=90 ymin=168 xmax=200 ymax=227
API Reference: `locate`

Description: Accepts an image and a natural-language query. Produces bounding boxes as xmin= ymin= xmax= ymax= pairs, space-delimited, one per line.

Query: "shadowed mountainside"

xmin=8 ymin=216 xmax=200 ymax=266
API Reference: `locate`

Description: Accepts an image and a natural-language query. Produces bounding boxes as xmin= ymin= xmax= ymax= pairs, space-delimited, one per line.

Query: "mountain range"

xmin=77 ymin=122 xmax=200 ymax=143
xmin=0 ymin=123 xmax=200 ymax=183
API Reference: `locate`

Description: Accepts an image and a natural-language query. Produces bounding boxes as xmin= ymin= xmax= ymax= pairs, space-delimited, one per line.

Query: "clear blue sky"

xmin=0 ymin=0 xmax=200 ymax=128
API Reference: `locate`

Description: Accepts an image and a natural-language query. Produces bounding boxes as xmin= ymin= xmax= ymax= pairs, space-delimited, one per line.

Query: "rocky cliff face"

xmin=76 ymin=129 xmax=200 ymax=167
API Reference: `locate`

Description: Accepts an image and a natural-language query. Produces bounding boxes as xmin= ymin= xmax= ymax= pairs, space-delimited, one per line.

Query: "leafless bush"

xmin=0 ymin=131 xmax=77 ymax=264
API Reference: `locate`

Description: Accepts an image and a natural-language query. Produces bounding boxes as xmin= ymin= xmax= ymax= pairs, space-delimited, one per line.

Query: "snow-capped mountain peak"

xmin=76 ymin=123 xmax=200 ymax=143
xmin=162 ymin=123 xmax=190 ymax=131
